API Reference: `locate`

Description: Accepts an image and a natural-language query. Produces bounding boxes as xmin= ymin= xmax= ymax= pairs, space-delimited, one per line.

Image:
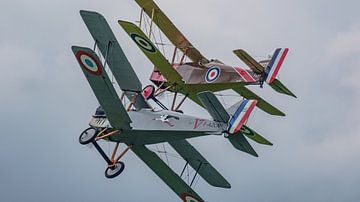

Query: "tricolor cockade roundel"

xmin=76 ymin=51 xmax=102 ymax=76
xmin=205 ymin=66 xmax=221 ymax=83
xmin=130 ymin=33 xmax=156 ymax=53
xmin=180 ymin=193 xmax=202 ymax=202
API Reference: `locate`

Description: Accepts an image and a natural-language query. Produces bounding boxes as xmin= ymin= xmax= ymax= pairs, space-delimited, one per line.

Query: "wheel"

xmin=105 ymin=162 xmax=125 ymax=179
xmin=79 ymin=127 xmax=97 ymax=145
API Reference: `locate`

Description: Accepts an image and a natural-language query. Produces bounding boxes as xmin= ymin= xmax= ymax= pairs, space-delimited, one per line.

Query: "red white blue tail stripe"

xmin=264 ymin=48 xmax=289 ymax=84
xmin=227 ymin=99 xmax=258 ymax=134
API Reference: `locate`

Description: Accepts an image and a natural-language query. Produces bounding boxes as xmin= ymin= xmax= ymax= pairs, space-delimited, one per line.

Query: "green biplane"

xmin=119 ymin=0 xmax=296 ymax=118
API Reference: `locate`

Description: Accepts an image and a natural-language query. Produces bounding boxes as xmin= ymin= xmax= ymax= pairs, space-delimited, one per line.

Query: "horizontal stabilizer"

xmin=228 ymin=133 xmax=258 ymax=157
xmin=227 ymin=99 xmax=257 ymax=134
xmin=197 ymin=91 xmax=230 ymax=123
xmin=169 ymin=140 xmax=231 ymax=188
xmin=269 ymin=79 xmax=297 ymax=98
xmin=233 ymin=86 xmax=285 ymax=116
xmin=240 ymin=125 xmax=273 ymax=146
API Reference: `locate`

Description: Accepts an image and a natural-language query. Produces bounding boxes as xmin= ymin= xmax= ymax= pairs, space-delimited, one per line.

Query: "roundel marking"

xmin=185 ymin=196 xmax=200 ymax=202
xmin=205 ymin=66 xmax=221 ymax=83
xmin=130 ymin=33 xmax=156 ymax=53
xmin=180 ymin=193 xmax=201 ymax=202
xmin=75 ymin=51 xmax=102 ymax=76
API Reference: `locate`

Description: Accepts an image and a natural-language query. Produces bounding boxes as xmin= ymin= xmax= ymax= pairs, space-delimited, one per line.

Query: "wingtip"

xmin=80 ymin=10 xmax=104 ymax=20
xmin=118 ymin=20 xmax=132 ymax=25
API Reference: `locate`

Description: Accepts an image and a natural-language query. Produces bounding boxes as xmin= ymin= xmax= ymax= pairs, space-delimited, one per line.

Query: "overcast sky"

xmin=1 ymin=0 xmax=360 ymax=201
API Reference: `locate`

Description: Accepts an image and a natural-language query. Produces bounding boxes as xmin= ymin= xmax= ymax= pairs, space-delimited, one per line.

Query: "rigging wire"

xmin=193 ymin=172 xmax=201 ymax=188
xmin=155 ymin=14 xmax=167 ymax=58
xmin=162 ymin=143 xmax=170 ymax=166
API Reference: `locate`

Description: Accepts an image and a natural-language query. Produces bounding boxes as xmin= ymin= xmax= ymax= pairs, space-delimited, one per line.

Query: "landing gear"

xmin=79 ymin=127 xmax=97 ymax=145
xmin=105 ymin=162 xmax=125 ymax=178
xmin=79 ymin=128 xmax=131 ymax=179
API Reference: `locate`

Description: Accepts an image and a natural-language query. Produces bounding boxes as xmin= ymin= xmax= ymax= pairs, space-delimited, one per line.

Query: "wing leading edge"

xmin=169 ymin=139 xmax=231 ymax=188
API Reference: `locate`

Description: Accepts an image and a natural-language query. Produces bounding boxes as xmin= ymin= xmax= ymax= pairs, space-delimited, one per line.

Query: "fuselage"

xmin=89 ymin=108 xmax=227 ymax=145
xmin=150 ymin=61 xmax=261 ymax=86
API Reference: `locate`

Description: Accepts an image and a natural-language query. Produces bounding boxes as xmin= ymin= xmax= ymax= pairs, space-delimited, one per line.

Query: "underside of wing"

xmin=134 ymin=0 xmax=208 ymax=63
xmin=131 ymin=145 xmax=204 ymax=202
xmin=168 ymin=140 xmax=231 ymax=188
xmin=233 ymin=86 xmax=285 ymax=116
xmin=80 ymin=10 xmax=150 ymax=110
xmin=72 ymin=46 xmax=131 ymax=130
xmin=118 ymin=20 xmax=184 ymax=84
xmin=113 ymin=130 xmax=211 ymax=146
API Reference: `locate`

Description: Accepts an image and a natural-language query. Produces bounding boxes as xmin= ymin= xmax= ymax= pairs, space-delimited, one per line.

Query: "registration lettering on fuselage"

xmin=193 ymin=118 xmax=222 ymax=129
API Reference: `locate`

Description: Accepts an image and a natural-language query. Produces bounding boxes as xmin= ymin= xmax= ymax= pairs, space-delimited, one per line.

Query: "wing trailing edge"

xmin=169 ymin=139 xmax=231 ymax=188
xmin=131 ymin=145 xmax=204 ymax=202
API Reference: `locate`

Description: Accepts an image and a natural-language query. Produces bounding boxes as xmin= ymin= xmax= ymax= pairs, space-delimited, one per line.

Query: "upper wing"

xmin=118 ymin=20 xmax=184 ymax=84
xmin=233 ymin=86 xmax=285 ymax=116
xmin=72 ymin=46 xmax=131 ymax=129
xmin=169 ymin=140 xmax=231 ymax=188
xmin=134 ymin=0 xmax=208 ymax=63
xmin=233 ymin=49 xmax=264 ymax=74
xmin=80 ymin=10 xmax=150 ymax=110
xmin=131 ymin=145 xmax=204 ymax=202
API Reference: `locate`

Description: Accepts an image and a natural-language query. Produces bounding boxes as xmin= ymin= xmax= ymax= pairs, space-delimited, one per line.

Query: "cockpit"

xmin=93 ymin=106 xmax=106 ymax=118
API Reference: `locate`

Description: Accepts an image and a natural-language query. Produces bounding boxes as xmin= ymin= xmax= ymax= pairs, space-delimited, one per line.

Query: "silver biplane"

xmin=72 ymin=5 xmax=293 ymax=201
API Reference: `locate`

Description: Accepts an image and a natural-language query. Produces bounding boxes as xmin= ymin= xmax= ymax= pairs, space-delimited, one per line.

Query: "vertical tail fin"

xmin=197 ymin=91 xmax=259 ymax=157
xmin=264 ymin=48 xmax=289 ymax=84
xmin=227 ymin=99 xmax=258 ymax=134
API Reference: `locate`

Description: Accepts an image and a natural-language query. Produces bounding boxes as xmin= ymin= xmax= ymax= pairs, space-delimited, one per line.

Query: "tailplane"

xmin=197 ymin=91 xmax=259 ymax=157
xmin=233 ymin=48 xmax=296 ymax=98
